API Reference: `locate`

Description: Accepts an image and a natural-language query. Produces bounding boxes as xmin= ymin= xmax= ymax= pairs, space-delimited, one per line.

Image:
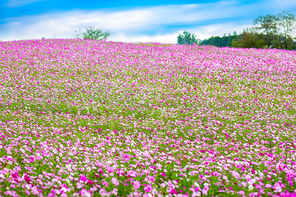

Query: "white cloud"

xmin=0 ymin=0 xmax=295 ymax=43
xmin=4 ymin=0 xmax=45 ymax=8
xmin=110 ymin=22 xmax=252 ymax=44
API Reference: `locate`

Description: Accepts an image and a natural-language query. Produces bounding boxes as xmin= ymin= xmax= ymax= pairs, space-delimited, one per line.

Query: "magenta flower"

xmin=170 ymin=188 xmax=178 ymax=194
xmin=79 ymin=175 xmax=87 ymax=182
xmin=144 ymin=184 xmax=152 ymax=193
xmin=241 ymin=167 xmax=246 ymax=172
xmin=62 ymin=184 xmax=68 ymax=188
xmin=87 ymin=180 xmax=93 ymax=185
xmin=24 ymin=174 xmax=31 ymax=183
xmin=161 ymin=172 xmax=166 ymax=177
xmin=11 ymin=172 xmax=19 ymax=179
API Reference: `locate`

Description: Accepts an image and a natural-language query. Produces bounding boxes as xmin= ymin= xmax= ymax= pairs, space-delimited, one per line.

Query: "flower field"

xmin=0 ymin=38 xmax=296 ymax=197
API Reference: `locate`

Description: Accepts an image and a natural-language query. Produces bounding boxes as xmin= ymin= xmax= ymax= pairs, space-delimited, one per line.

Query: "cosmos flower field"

xmin=0 ymin=38 xmax=296 ymax=197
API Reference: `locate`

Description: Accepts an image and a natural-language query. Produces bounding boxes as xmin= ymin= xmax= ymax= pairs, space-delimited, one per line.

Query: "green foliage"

xmin=252 ymin=11 xmax=296 ymax=50
xmin=199 ymin=11 xmax=296 ymax=50
xmin=231 ymin=29 xmax=268 ymax=49
xmin=252 ymin=14 xmax=279 ymax=48
xmin=200 ymin=31 xmax=239 ymax=47
xmin=177 ymin=31 xmax=201 ymax=45
xmin=277 ymin=11 xmax=296 ymax=50
xmin=73 ymin=26 xmax=110 ymax=41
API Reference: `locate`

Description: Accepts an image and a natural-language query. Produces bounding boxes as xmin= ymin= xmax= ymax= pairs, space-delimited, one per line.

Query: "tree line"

xmin=177 ymin=11 xmax=296 ymax=50
xmin=69 ymin=11 xmax=295 ymax=50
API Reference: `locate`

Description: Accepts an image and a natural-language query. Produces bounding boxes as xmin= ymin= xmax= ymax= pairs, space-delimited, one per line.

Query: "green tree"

xmin=200 ymin=32 xmax=239 ymax=47
xmin=252 ymin=14 xmax=279 ymax=48
xmin=277 ymin=11 xmax=296 ymax=50
xmin=177 ymin=31 xmax=201 ymax=45
xmin=231 ymin=28 xmax=267 ymax=49
xmin=73 ymin=26 xmax=110 ymax=41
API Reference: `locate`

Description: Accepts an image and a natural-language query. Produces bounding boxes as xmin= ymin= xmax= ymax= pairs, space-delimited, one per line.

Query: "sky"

xmin=0 ymin=0 xmax=296 ymax=44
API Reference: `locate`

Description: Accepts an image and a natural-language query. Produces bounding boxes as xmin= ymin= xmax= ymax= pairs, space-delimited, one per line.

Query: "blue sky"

xmin=0 ymin=0 xmax=296 ymax=44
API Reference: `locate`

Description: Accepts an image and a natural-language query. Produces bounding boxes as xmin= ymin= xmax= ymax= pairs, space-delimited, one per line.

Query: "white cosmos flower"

xmin=248 ymin=185 xmax=254 ymax=190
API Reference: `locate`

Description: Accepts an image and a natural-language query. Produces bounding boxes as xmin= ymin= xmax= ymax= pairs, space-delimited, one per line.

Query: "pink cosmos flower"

xmin=148 ymin=175 xmax=155 ymax=182
xmin=265 ymin=184 xmax=272 ymax=188
xmin=99 ymin=188 xmax=107 ymax=196
xmin=245 ymin=174 xmax=251 ymax=181
xmin=144 ymin=184 xmax=152 ymax=193
xmin=102 ymin=180 xmax=108 ymax=188
xmin=232 ymin=170 xmax=240 ymax=178
xmin=60 ymin=192 xmax=68 ymax=197
xmin=274 ymin=182 xmax=282 ymax=193
xmin=112 ymin=188 xmax=118 ymax=196
xmin=106 ymin=166 xmax=115 ymax=173
xmin=128 ymin=170 xmax=137 ymax=177
xmin=134 ymin=181 xmax=141 ymax=189
xmin=202 ymin=188 xmax=208 ymax=195
xmin=112 ymin=177 xmax=119 ymax=186
xmin=238 ymin=190 xmax=245 ymax=196
xmin=212 ymin=171 xmax=219 ymax=177
xmin=156 ymin=163 xmax=162 ymax=170
xmin=173 ymin=180 xmax=179 ymax=184
xmin=80 ymin=188 xmax=91 ymax=197
xmin=161 ymin=172 xmax=166 ymax=177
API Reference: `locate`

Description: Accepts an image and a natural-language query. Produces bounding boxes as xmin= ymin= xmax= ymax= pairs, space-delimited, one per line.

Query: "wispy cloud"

xmin=4 ymin=0 xmax=45 ymax=8
xmin=267 ymin=0 xmax=296 ymax=9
